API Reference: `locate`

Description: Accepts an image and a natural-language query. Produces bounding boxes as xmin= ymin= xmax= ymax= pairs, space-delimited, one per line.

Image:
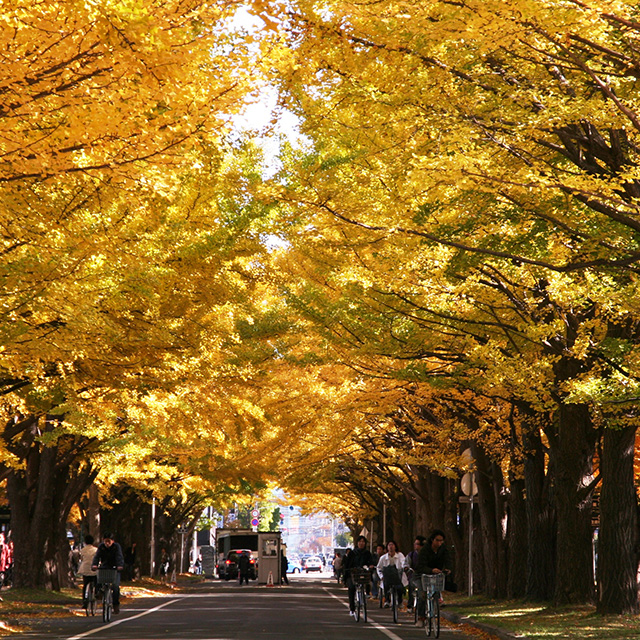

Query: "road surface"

xmin=17 ymin=572 xmax=474 ymax=640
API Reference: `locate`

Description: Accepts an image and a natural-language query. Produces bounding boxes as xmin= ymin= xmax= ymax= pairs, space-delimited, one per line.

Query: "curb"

xmin=442 ymin=609 xmax=529 ymax=640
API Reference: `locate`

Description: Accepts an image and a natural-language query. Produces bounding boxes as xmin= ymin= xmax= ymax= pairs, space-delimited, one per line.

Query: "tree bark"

xmin=523 ymin=425 xmax=556 ymax=601
xmin=471 ymin=442 xmax=506 ymax=598
xmin=7 ymin=426 xmax=96 ymax=589
xmin=550 ymin=402 xmax=597 ymax=604
xmin=596 ymin=424 xmax=639 ymax=614
xmin=506 ymin=475 xmax=527 ymax=598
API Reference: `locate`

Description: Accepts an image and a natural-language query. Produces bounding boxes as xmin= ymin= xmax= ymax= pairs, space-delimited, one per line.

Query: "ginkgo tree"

xmin=244 ymin=0 xmax=640 ymax=612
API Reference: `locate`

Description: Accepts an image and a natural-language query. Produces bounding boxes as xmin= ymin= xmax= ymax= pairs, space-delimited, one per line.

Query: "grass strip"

xmin=446 ymin=595 xmax=640 ymax=640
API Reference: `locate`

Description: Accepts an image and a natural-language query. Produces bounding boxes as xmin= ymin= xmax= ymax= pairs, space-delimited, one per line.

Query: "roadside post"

xmin=460 ymin=472 xmax=478 ymax=596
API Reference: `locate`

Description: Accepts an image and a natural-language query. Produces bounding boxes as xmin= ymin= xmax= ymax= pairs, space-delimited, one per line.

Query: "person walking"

xmin=238 ymin=551 xmax=251 ymax=585
xmin=280 ymin=551 xmax=289 ymax=585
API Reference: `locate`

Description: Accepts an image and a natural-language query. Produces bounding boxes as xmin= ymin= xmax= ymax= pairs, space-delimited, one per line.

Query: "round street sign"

xmin=461 ymin=472 xmax=478 ymax=497
xmin=251 ymin=518 xmax=259 ymax=526
xmin=251 ymin=509 xmax=259 ymax=517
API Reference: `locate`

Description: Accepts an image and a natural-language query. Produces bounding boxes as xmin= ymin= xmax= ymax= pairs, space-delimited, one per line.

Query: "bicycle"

xmin=421 ymin=572 xmax=445 ymax=637
xmin=410 ymin=582 xmax=419 ymax=624
xmin=388 ymin=583 xmax=404 ymax=623
xmin=350 ymin=567 xmax=370 ymax=622
xmin=83 ymin=579 xmax=96 ymax=617
xmin=97 ymin=567 xmax=118 ymax=623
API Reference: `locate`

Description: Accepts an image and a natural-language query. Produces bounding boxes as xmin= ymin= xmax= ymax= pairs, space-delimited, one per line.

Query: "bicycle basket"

xmin=382 ymin=565 xmax=402 ymax=587
xmin=97 ymin=568 xmax=118 ymax=584
xmin=421 ymin=573 xmax=445 ymax=593
xmin=351 ymin=567 xmax=371 ymax=585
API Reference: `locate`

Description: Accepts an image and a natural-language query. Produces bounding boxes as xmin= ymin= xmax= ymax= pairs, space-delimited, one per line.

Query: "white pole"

xmin=192 ymin=529 xmax=198 ymax=573
xmin=150 ymin=498 xmax=156 ymax=577
xmin=468 ymin=495 xmax=474 ymax=597
xmin=383 ymin=503 xmax=387 ymax=546
xmin=180 ymin=530 xmax=185 ymax=574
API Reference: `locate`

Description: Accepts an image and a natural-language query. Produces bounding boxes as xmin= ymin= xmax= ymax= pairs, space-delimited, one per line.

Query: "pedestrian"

xmin=333 ymin=551 xmax=343 ymax=583
xmin=280 ymin=551 xmax=289 ymax=585
xmin=238 ymin=550 xmax=251 ymax=585
xmin=78 ymin=535 xmax=98 ymax=610
xmin=0 ymin=532 xmax=9 ymax=591
xmin=343 ymin=536 xmax=373 ymax=617
xmin=159 ymin=548 xmax=170 ymax=584
xmin=91 ymin=533 xmax=125 ymax=615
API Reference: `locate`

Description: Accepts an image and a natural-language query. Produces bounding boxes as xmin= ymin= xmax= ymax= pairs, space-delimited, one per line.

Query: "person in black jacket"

xmin=91 ymin=533 xmax=125 ymax=614
xmin=414 ymin=529 xmax=452 ymax=627
xmin=342 ymin=535 xmax=374 ymax=616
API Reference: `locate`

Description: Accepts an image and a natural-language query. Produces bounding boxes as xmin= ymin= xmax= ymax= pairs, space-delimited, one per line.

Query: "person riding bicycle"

xmin=415 ymin=529 xmax=452 ymax=628
xmin=343 ymin=535 xmax=373 ymax=617
xmin=376 ymin=540 xmax=406 ymax=608
xmin=91 ymin=533 xmax=125 ymax=614
xmin=78 ymin=535 xmax=98 ymax=610
xmin=404 ymin=535 xmax=426 ymax=611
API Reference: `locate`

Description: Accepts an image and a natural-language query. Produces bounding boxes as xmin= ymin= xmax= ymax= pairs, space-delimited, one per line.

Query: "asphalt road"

xmin=17 ymin=572 xmax=474 ymax=640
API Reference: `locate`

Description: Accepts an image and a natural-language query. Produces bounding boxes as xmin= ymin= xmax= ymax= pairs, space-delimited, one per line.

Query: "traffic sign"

xmin=461 ymin=472 xmax=478 ymax=497
xmin=251 ymin=509 xmax=259 ymax=517
xmin=251 ymin=518 xmax=259 ymax=526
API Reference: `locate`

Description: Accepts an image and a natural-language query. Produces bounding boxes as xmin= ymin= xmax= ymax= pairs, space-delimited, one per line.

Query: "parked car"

xmin=217 ymin=549 xmax=257 ymax=580
xmin=305 ymin=556 xmax=323 ymax=572
xmin=287 ymin=559 xmax=302 ymax=573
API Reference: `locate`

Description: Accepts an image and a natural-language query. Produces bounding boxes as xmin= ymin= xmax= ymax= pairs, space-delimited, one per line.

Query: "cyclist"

xmin=91 ymin=533 xmax=125 ymax=614
xmin=376 ymin=540 xmax=406 ymax=609
xmin=78 ymin=535 xmax=98 ymax=610
xmin=404 ymin=535 xmax=426 ymax=612
xmin=370 ymin=543 xmax=384 ymax=601
xmin=343 ymin=535 xmax=373 ymax=617
xmin=415 ymin=529 xmax=452 ymax=627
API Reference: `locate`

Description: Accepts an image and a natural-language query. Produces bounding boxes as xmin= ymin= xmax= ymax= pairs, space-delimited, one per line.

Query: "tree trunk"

xmin=471 ymin=442 xmax=506 ymax=598
xmin=7 ymin=436 xmax=95 ymax=589
xmin=524 ymin=426 xmax=556 ymax=601
xmin=596 ymin=424 xmax=639 ymax=614
xmin=551 ymin=402 xmax=597 ymax=604
xmin=506 ymin=475 xmax=527 ymax=598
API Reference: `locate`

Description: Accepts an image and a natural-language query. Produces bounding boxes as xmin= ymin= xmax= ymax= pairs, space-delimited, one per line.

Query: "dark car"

xmin=217 ymin=549 xmax=257 ymax=580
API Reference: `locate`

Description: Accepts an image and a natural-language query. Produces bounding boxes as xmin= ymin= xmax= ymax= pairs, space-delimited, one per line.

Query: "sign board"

xmin=251 ymin=518 xmax=259 ymax=527
xmin=461 ymin=472 xmax=478 ymax=497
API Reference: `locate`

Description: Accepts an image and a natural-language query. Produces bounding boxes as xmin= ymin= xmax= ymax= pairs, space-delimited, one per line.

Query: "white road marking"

xmin=66 ymin=598 xmax=181 ymax=640
xmin=323 ymin=587 xmax=407 ymax=640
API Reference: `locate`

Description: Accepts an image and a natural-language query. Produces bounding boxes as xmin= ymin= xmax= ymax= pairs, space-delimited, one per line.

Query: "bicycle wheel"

xmin=363 ymin=585 xmax=368 ymax=622
xmin=413 ymin=591 xmax=418 ymax=623
xmin=354 ymin=586 xmax=361 ymax=622
xmin=85 ymin=582 xmax=96 ymax=616
xmin=393 ymin=588 xmax=399 ymax=623
xmin=102 ymin=584 xmax=112 ymax=623
xmin=425 ymin=595 xmax=433 ymax=637
xmin=434 ymin=596 xmax=440 ymax=638
xmin=379 ymin=584 xmax=384 ymax=608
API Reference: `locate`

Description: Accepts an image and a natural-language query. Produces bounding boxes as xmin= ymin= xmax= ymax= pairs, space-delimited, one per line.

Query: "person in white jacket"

xmin=77 ymin=535 xmax=98 ymax=610
xmin=376 ymin=541 xmax=407 ymax=607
